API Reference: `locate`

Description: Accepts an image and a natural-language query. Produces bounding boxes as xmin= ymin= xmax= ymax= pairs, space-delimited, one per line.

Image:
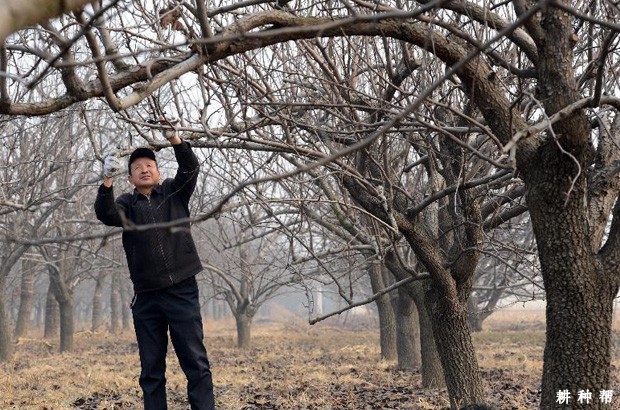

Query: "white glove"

xmin=103 ymin=155 xmax=121 ymax=178
xmin=158 ymin=117 xmax=179 ymax=140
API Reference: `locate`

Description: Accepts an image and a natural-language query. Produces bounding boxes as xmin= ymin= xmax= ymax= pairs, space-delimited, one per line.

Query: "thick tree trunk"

xmin=44 ymin=282 xmax=59 ymax=339
xmin=58 ymin=299 xmax=74 ymax=352
xmin=527 ymin=152 xmax=619 ymax=409
xmin=214 ymin=300 xmax=226 ymax=320
xmin=342 ymin=173 xmax=485 ymax=406
xmin=91 ymin=274 xmax=104 ymax=332
xmin=235 ymin=312 xmax=253 ymax=349
xmin=10 ymin=283 xmax=19 ymax=322
xmin=410 ymin=280 xmax=445 ymax=388
xmin=541 ymin=281 xmax=614 ymax=410
xmin=14 ymin=259 xmax=35 ymax=339
xmin=0 ymin=300 xmax=12 ymax=361
xmin=0 ymin=276 xmax=13 ymax=361
xmin=394 ymin=287 xmax=420 ymax=371
xmin=110 ymin=271 xmax=120 ymax=333
xmin=376 ymin=302 xmax=397 ymax=361
xmin=426 ymin=286 xmax=485 ymax=409
xmin=0 ymin=246 xmax=30 ymax=361
xmin=34 ymin=297 xmax=44 ymax=328
xmin=466 ymin=294 xmax=483 ymax=332
xmin=47 ymin=262 xmax=74 ymax=352
xmin=368 ymin=260 xmax=397 ymax=361
xmin=121 ymin=279 xmax=131 ymax=331
xmin=384 ymin=252 xmax=444 ymax=385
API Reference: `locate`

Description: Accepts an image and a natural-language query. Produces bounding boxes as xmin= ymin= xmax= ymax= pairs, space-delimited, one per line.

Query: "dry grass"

xmin=0 ymin=309 xmax=619 ymax=409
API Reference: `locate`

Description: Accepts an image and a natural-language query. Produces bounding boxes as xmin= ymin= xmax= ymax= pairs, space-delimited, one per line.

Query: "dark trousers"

xmin=131 ymin=276 xmax=215 ymax=410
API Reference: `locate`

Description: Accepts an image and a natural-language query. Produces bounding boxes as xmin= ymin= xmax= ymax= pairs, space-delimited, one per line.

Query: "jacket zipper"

xmin=147 ymin=195 xmax=175 ymax=285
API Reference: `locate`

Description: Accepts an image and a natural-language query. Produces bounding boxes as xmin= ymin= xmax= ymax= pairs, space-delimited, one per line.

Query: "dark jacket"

xmin=94 ymin=141 xmax=203 ymax=293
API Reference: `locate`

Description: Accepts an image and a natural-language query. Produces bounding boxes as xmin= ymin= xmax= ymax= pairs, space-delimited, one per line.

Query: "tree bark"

xmin=235 ymin=312 xmax=253 ymax=349
xmin=58 ymin=298 xmax=74 ymax=352
xmin=384 ymin=251 xmax=444 ymax=385
xmin=368 ymin=260 xmax=397 ymax=361
xmin=47 ymin=262 xmax=74 ymax=352
xmin=121 ymin=279 xmax=132 ymax=331
xmin=44 ymin=282 xmax=59 ymax=339
xmin=466 ymin=294 xmax=483 ymax=332
xmin=541 ymin=281 xmax=614 ymax=410
xmin=410 ymin=280 xmax=445 ymax=388
xmin=14 ymin=259 xmax=35 ymax=339
xmin=110 ymin=271 xmax=120 ymax=333
xmin=394 ymin=287 xmax=420 ymax=371
xmin=426 ymin=285 xmax=485 ymax=409
xmin=91 ymin=274 xmax=104 ymax=332
xmin=234 ymin=245 xmax=256 ymax=349
xmin=0 ymin=276 xmax=13 ymax=361
xmin=526 ymin=146 xmax=618 ymax=409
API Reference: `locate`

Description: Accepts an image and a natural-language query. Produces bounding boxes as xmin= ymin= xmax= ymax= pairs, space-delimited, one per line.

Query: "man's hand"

xmin=161 ymin=117 xmax=179 ymax=140
xmin=149 ymin=117 xmax=180 ymax=141
xmin=103 ymin=154 xmax=121 ymax=178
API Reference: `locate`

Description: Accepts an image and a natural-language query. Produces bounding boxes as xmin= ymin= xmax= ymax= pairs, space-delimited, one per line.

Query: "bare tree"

xmin=0 ymin=113 xmax=93 ymax=358
xmin=13 ymin=258 xmax=36 ymax=339
xmin=469 ymin=213 xmax=541 ymax=331
xmin=2 ymin=1 xmax=620 ymax=408
xmin=0 ymin=106 xmax=109 ymax=354
xmin=196 ymin=149 xmax=303 ymax=348
xmin=275 ymin=169 xmax=426 ymax=370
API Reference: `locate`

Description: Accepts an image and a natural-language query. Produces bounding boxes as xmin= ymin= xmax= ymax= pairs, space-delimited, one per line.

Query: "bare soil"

xmin=1 ymin=309 xmax=618 ymax=409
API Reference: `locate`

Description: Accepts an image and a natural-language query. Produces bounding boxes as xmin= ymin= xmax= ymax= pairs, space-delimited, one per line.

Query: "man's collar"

xmin=131 ymin=184 xmax=163 ymax=204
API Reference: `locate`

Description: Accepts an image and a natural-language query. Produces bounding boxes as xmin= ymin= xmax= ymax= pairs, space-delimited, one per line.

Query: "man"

xmin=94 ymin=121 xmax=215 ymax=410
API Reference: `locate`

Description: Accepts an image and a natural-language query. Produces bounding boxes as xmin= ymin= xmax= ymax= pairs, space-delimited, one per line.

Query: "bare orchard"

xmin=3 ymin=309 xmax=615 ymax=410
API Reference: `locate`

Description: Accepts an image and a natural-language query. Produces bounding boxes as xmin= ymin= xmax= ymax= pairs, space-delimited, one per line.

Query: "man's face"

xmin=128 ymin=157 xmax=160 ymax=190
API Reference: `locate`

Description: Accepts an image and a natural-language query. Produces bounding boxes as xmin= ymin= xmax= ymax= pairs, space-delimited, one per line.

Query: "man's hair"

xmin=128 ymin=147 xmax=156 ymax=174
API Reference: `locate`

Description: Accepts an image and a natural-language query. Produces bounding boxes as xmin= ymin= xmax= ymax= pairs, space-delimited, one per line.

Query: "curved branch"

xmin=203 ymin=262 xmax=244 ymax=303
xmin=512 ymin=0 xmax=545 ymax=47
xmin=406 ymin=170 xmax=513 ymax=219
xmin=77 ymin=11 xmax=121 ymax=110
xmin=503 ymin=95 xmax=620 ymax=156
xmin=0 ymin=3 xmax=535 ymax=161
xmin=483 ymin=204 xmax=528 ymax=231
xmin=591 ymin=31 xmax=618 ymax=107
xmin=416 ymin=0 xmax=539 ymax=64
xmin=309 ymin=274 xmax=428 ymax=324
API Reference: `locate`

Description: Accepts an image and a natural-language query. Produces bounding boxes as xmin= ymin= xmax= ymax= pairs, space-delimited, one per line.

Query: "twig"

xmin=308 ymin=274 xmax=428 ymax=325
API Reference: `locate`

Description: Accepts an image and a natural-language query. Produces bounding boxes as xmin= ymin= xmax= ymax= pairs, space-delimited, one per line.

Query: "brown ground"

xmin=0 ymin=309 xmax=618 ymax=409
